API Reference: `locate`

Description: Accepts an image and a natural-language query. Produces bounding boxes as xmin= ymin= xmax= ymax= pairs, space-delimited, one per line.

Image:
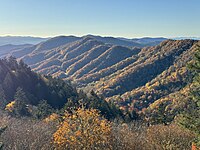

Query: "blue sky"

xmin=0 ymin=0 xmax=199 ymax=38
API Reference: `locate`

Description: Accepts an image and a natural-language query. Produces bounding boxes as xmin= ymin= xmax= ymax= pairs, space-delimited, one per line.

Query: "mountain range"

xmin=0 ymin=35 xmax=168 ymax=81
xmin=0 ymin=34 xmax=198 ymax=121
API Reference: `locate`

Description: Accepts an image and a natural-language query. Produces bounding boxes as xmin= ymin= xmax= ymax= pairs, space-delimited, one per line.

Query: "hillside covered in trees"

xmin=0 ymin=36 xmax=199 ymax=149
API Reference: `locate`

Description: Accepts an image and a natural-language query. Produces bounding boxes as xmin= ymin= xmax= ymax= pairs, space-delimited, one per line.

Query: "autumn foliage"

xmin=44 ymin=113 xmax=60 ymax=123
xmin=53 ymin=108 xmax=111 ymax=150
xmin=5 ymin=101 xmax=15 ymax=112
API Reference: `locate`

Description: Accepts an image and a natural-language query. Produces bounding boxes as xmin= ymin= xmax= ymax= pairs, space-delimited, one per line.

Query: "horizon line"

xmin=0 ymin=34 xmax=200 ymax=39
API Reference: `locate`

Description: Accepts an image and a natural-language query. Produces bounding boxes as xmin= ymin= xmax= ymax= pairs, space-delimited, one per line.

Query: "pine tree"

xmin=0 ymin=89 xmax=7 ymax=110
xmin=33 ymin=100 xmax=53 ymax=119
xmin=6 ymin=56 xmax=18 ymax=70
xmin=13 ymin=87 xmax=29 ymax=116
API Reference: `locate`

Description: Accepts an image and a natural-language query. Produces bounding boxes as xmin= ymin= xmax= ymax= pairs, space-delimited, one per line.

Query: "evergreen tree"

xmin=88 ymin=90 xmax=112 ymax=118
xmin=2 ymin=72 xmax=15 ymax=100
xmin=33 ymin=100 xmax=53 ymax=119
xmin=6 ymin=56 xmax=18 ymax=70
xmin=13 ymin=87 xmax=29 ymax=116
xmin=0 ymin=89 xmax=7 ymax=110
xmin=87 ymin=90 xmax=124 ymax=120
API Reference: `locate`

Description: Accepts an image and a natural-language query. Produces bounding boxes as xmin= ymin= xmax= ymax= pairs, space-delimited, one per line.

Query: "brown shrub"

xmin=146 ymin=124 xmax=195 ymax=150
xmin=0 ymin=110 xmax=56 ymax=150
xmin=111 ymin=122 xmax=149 ymax=150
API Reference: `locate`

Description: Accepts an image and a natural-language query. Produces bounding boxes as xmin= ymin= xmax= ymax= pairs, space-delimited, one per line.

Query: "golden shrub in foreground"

xmin=5 ymin=101 xmax=15 ymax=112
xmin=53 ymin=108 xmax=111 ymax=150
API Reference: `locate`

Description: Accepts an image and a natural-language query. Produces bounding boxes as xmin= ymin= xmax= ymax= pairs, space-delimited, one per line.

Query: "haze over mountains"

xmin=0 ymin=35 xmax=199 ymax=47
xmin=0 ymin=44 xmax=32 ymax=58
xmin=0 ymin=36 xmax=48 ymax=46
xmin=0 ymin=34 xmax=199 ymax=119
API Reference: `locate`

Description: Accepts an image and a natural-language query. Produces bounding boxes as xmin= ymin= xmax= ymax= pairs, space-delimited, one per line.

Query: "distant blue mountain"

xmin=84 ymin=35 xmax=142 ymax=47
xmin=0 ymin=35 xmax=167 ymax=49
xmin=173 ymin=37 xmax=200 ymax=40
xmin=0 ymin=44 xmax=32 ymax=58
xmin=0 ymin=36 xmax=48 ymax=46
xmin=118 ymin=37 xmax=167 ymax=46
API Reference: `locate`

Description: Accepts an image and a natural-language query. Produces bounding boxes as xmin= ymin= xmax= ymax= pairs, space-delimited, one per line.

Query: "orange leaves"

xmin=5 ymin=101 xmax=15 ymax=112
xmin=53 ymin=108 xmax=111 ymax=150
xmin=44 ymin=113 xmax=60 ymax=123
